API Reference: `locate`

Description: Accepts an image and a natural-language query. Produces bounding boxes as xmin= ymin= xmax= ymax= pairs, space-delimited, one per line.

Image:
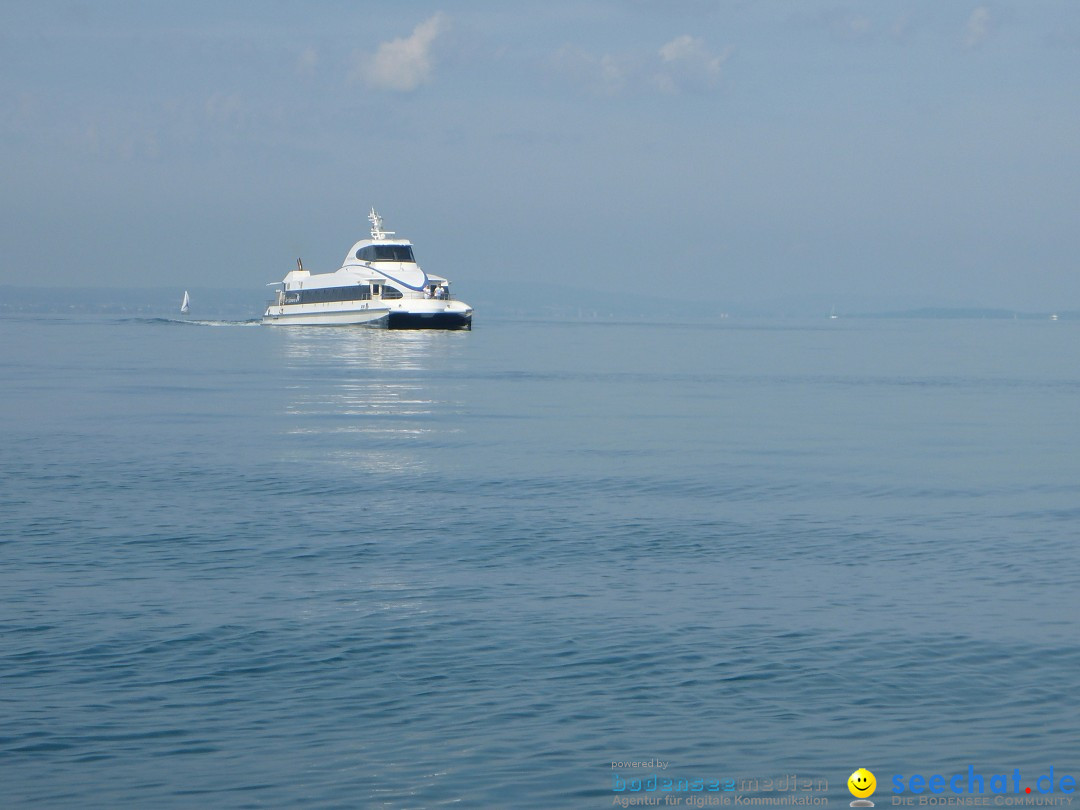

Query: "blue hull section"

xmin=388 ymin=311 xmax=472 ymax=330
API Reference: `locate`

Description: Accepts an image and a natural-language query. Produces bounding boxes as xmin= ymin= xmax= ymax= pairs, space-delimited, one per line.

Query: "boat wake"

xmin=129 ymin=317 xmax=262 ymax=327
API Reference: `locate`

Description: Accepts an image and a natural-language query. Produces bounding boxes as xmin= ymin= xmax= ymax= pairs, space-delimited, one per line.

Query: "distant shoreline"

xmin=0 ymin=285 xmax=1073 ymax=322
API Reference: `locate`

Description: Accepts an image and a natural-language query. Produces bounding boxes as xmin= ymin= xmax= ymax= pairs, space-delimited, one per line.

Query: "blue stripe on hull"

xmin=388 ymin=312 xmax=472 ymax=330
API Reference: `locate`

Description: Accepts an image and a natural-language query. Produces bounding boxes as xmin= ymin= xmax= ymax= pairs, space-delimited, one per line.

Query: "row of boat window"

xmin=283 ymin=285 xmax=404 ymax=305
xmin=355 ymin=244 xmax=416 ymax=263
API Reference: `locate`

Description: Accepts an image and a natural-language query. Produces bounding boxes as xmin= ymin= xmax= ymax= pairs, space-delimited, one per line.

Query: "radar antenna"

xmin=369 ymin=207 xmax=395 ymax=241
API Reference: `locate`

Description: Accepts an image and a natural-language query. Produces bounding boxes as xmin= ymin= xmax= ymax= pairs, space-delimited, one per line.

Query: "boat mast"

xmin=368 ymin=208 xmax=395 ymax=241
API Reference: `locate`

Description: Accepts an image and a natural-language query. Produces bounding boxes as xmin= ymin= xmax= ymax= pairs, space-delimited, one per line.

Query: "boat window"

xmin=382 ymin=286 xmax=403 ymax=300
xmin=355 ymin=244 xmax=416 ymax=263
xmin=293 ymin=285 xmax=371 ymax=304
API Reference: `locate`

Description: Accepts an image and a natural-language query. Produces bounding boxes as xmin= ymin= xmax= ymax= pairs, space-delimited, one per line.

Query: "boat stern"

xmin=388 ymin=299 xmax=473 ymax=330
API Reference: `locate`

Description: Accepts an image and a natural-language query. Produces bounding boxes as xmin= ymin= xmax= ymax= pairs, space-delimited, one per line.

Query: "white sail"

xmin=180 ymin=291 xmax=190 ymax=314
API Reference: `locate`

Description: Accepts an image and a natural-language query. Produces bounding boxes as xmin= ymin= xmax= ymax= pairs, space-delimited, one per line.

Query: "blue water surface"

xmin=2 ymin=314 xmax=1078 ymax=808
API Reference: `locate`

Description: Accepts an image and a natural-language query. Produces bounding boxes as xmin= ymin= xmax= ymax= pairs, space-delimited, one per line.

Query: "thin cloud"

xmin=655 ymin=35 xmax=730 ymax=93
xmin=296 ymin=46 xmax=318 ymax=77
xmin=552 ymin=44 xmax=630 ymax=95
xmin=890 ymin=13 xmax=913 ymax=42
xmin=352 ymin=13 xmax=447 ymax=92
xmin=204 ymin=92 xmax=247 ymax=128
xmin=964 ymin=6 xmax=992 ymax=49
xmin=553 ymin=35 xmax=729 ymax=96
xmin=789 ymin=8 xmax=876 ymax=42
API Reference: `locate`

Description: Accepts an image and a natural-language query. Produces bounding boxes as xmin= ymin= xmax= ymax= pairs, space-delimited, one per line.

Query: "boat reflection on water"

xmin=274 ymin=327 xmax=470 ymax=477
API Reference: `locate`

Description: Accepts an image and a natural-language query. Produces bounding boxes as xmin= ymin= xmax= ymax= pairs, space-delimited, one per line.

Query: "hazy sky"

xmin=3 ymin=1 xmax=1079 ymax=310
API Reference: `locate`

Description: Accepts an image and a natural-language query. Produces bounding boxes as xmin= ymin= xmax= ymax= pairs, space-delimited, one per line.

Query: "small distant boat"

xmin=1051 ymin=313 xmax=1059 ymax=321
xmin=180 ymin=290 xmax=190 ymax=314
xmin=829 ymin=305 xmax=838 ymax=320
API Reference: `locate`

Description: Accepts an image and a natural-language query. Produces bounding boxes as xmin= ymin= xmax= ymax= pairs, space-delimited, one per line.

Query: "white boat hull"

xmin=386 ymin=299 xmax=472 ymax=330
xmin=262 ymin=303 xmax=391 ymax=326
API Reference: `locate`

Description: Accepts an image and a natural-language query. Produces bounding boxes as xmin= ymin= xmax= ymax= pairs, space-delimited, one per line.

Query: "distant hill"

xmin=1 ymin=285 xmax=1073 ymax=323
xmin=858 ymin=308 xmax=1075 ymax=321
xmin=0 ymin=286 xmax=263 ymax=320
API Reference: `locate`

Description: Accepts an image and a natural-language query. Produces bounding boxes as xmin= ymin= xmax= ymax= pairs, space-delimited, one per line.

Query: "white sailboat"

xmin=180 ymin=290 xmax=190 ymax=314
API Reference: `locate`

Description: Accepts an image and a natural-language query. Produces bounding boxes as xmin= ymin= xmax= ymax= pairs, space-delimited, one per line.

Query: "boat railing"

xmin=266 ymin=289 xmax=460 ymax=306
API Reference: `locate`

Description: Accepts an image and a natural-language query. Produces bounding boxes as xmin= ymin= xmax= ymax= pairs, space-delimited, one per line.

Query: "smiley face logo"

xmin=848 ymin=768 xmax=877 ymax=799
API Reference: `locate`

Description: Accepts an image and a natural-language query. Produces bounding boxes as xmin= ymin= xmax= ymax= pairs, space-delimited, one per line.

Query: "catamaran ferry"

xmin=262 ymin=209 xmax=473 ymax=329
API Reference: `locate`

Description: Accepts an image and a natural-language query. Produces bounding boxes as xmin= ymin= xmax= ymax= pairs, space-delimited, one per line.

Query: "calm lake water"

xmin=2 ymin=314 xmax=1078 ymax=808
